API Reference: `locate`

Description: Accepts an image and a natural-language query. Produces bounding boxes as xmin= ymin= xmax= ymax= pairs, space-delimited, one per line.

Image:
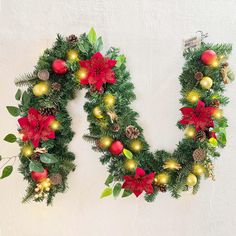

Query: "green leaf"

xmin=95 ymin=36 xmax=103 ymax=52
xmin=100 ymin=187 xmax=112 ymax=198
xmin=1 ymin=165 xmax=13 ymax=179
xmin=105 ymin=174 xmax=114 ymax=186
xmin=113 ymin=183 xmax=122 ymax=198
xmin=116 ymin=55 xmax=126 ymax=67
xmin=15 ymin=89 xmax=22 ymax=100
xmin=88 ymin=27 xmax=97 ymax=45
xmin=22 ymin=91 xmax=30 ymax=106
xmin=4 ymin=134 xmax=17 ymax=143
xmin=29 ymin=161 xmax=44 ymax=172
xmin=79 ymin=44 xmax=86 ymax=53
xmin=40 ymin=153 xmax=58 ymax=164
xmin=122 ymin=189 xmax=132 ymax=198
xmin=123 ymin=148 xmax=133 ymax=159
xmin=6 ymin=106 xmax=20 ymax=117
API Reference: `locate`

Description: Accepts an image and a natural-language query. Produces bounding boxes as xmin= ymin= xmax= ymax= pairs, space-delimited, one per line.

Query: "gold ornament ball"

xmin=154 ymin=173 xmax=169 ymax=185
xmin=184 ymin=126 xmax=196 ymax=138
xmin=163 ymin=159 xmax=181 ymax=170
xmin=124 ymin=159 xmax=138 ymax=172
xmin=92 ymin=106 xmax=103 ymax=119
xmin=130 ymin=139 xmax=143 ymax=152
xmin=99 ymin=136 xmax=113 ymax=149
xmin=200 ymin=76 xmax=213 ymax=90
xmin=76 ymin=68 xmax=88 ymax=81
xmin=193 ymin=164 xmax=205 ymax=176
xmin=50 ymin=120 xmax=61 ymax=131
xmin=186 ymin=173 xmax=197 ymax=187
xmin=67 ymin=49 xmax=79 ymax=61
xmin=21 ymin=145 xmax=34 ymax=157
xmin=103 ymin=94 xmax=116 ymax=107
xmin=186 ymin=91 xmax=200 ymax=103
xmin=213 ymin=109 xmax=223 ymax=119
xmin=33 ymin=82 xmax=49 ymax=97
xmin=209 ymin=137 xmax=218 ymax=147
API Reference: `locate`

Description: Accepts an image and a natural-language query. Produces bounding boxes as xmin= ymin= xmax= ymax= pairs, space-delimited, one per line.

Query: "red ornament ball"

xmin=200 ymin=50 xmax=217 ymax=65
xmin=109 ymin=141 xmax=124 ymax=155
xmin=31 ymin=168 xmax=48 ymax=182
xmin=52 ymin=59 xmax=68 ymax=74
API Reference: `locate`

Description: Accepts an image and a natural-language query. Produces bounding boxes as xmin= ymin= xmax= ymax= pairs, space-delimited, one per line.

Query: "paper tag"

xmin=183 ymin=35 xmax=201 ymax=50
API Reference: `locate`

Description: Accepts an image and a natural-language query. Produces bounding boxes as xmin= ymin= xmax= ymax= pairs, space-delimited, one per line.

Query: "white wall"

xmin=0 ymin=0 xmax=236 ymax=235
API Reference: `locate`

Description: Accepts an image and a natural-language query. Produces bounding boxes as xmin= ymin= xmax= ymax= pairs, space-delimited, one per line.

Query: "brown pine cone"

xmin=50 ymin=173 xmax=63 ymax=185
xmin=157 ymin=185 xmax=167 ymax=193
xmin=51 ymin=82 xmax=61 ymax=91
xmin=209 ymin=99 xmax=220 ymax=108
xmin=195 ymin=71 xmax=203 ymax=81
xmin=39 ymin=107 xmax=57 ymax=116
xmin=193 ymin=148 xmax=206 ymax=161
xmin=112 ymin=123 xmax=120 ymax=132
xmin=66 ymin=34 xmax=78 ymax=44
xmin=196 ymin=130 xmax=206 ymax=142
xmin=125 ymin=125 xmax=140 ymax=139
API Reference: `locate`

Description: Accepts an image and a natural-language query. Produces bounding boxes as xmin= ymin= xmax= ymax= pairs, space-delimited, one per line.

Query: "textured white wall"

xmin=0 ymin=0 xmax=236 ymax=235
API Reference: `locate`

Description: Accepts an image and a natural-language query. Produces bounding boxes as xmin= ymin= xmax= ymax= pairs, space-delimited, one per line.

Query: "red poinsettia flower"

xmin=79 ymin=52 xmax=117 ymax=91
xmin=122 ymin=168 xmax=155 ymax=197
xmin=179 ymin=100 xmax=215 ymax=131
xmin=18 ymin=108 xmax=55 ymax=148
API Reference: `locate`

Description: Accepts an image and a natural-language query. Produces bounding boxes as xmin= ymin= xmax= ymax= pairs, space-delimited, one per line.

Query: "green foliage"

xmin=4 ymin=134 xmax=17 ymax=143
xmin=100 ymin=187 xmax=112 ymax=198
xmin=6 ymin=106 xmax=20 ymax=117
xmin=1 ymin=166 xmax=13 ymax=179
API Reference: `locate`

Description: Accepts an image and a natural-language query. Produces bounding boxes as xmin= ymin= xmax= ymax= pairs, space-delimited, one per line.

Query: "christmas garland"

xmin=2 ymin=28 xmax=234 ymax=204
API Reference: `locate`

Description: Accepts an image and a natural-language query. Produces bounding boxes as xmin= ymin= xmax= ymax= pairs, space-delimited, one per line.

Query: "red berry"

xmin=31 ymin=168 xmax=48 ymax=182
xmin=200 ymin=50 xmax=217 ymax=65
xmin=109 ymin=141 xmax=124 ymax=155
xmin=52 ymin=59 xmax=68 ymax=74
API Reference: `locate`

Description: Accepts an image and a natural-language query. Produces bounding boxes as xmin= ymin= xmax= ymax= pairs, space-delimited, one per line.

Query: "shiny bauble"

xmin=52 ymin=59 xmax=68 ymax=74
xmin=124 ymin=159 xmax=138 ymax=172
xmin=163 ymin=159 xmax=181 ymax=170
xmin=50 ymin=120 xmax=61 ymax=131
xmin=103 ymin=94 xmax=116 ymax=107
xmin=184 ymin=126 xmax=196 ymax=138
xmin=186 ymin=173 xmax=197 ymax=187
xmin=193 ymin=164 xmax=205 ymax=176
xmin=31 ymin=168 xmax=48 ymax=182
xmin=21 ymin=145 xmax=34 ymax=158
xmin=92 ymin=106 xmax=103 ymax=119
xmin=200 ymin=50 xmax=217 ymax=65
xmin=67 ymin=49 xmax=79 ymax=61
xmin=109 ymin=140 xmax=124 ymax=155
xmin=75 ymin=68 xmax=88 ymax=81
xmin=213 ymin=109 xmax=223 ymax=119
xmin=200 ymin=76 xmax=213 ymax=90
xmin=99 ymin=136 xmax=113 ymax=149
xmin=33 ymin=82 xmax=50 ymax=97
xmin=130 ymin=139 xmax=143 ymax=153
xmin=209 ymin=137 xmax=218 ymax=147
xmin=154 ymin=173 xmax=169 ymax=185
xmin=186 ymin=91 xmax=200 ymax=103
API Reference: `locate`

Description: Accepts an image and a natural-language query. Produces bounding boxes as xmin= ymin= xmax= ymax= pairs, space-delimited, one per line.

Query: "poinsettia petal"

xmin=18 ymin=117 xmax=29 ymax=128
xmin=143 ymin=183 xmax=154 ymax=195
xmin=180 ymin=107 xmax=194 ymax=115
xmin=133 ymin=188 xmax=143 ymax=197
xmin=135 ymin=168 xmax=145 ymax=178
xmin=196 ymin=100 xmax=205 ymax=109
xmin=28 ymin=107 xmax=40 ymax=117
xmin=92 ymin=52 xmax=103 ymax=60
xmin=107 ymin=59 xmax=117 ymax=68
xmin=32 ymin=138 xmax=40 ymax=148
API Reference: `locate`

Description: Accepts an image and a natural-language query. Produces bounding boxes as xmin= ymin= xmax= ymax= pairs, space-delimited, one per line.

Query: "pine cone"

xmin=195 ymin=71 xmax=203 ymax=81
xmin=193 ymin=148 xmax=206 ymax=161
xmin=50 ymin=173 xmax=63 ymax=185
xmin=51 ymin=82 xmax=61 ymax=91
xmin=66 ymin=34 xmax=78 ymax=44
xmin=39 ymin=107 xmax=57 ymax=116
xmin=196 ymin=130 xmax=206 ymax=142
xmin=209 ymin=99 xmax=220 ymax=108
xmin=157 ymin=185 xmax=167 ymax=193
xmin=37 ymin=69 xmax=50 ymax=81
xmin=112 ymin=123 xmax=120 ymax=132
xmin=125 ymin=125 xmax=140 ymax=139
